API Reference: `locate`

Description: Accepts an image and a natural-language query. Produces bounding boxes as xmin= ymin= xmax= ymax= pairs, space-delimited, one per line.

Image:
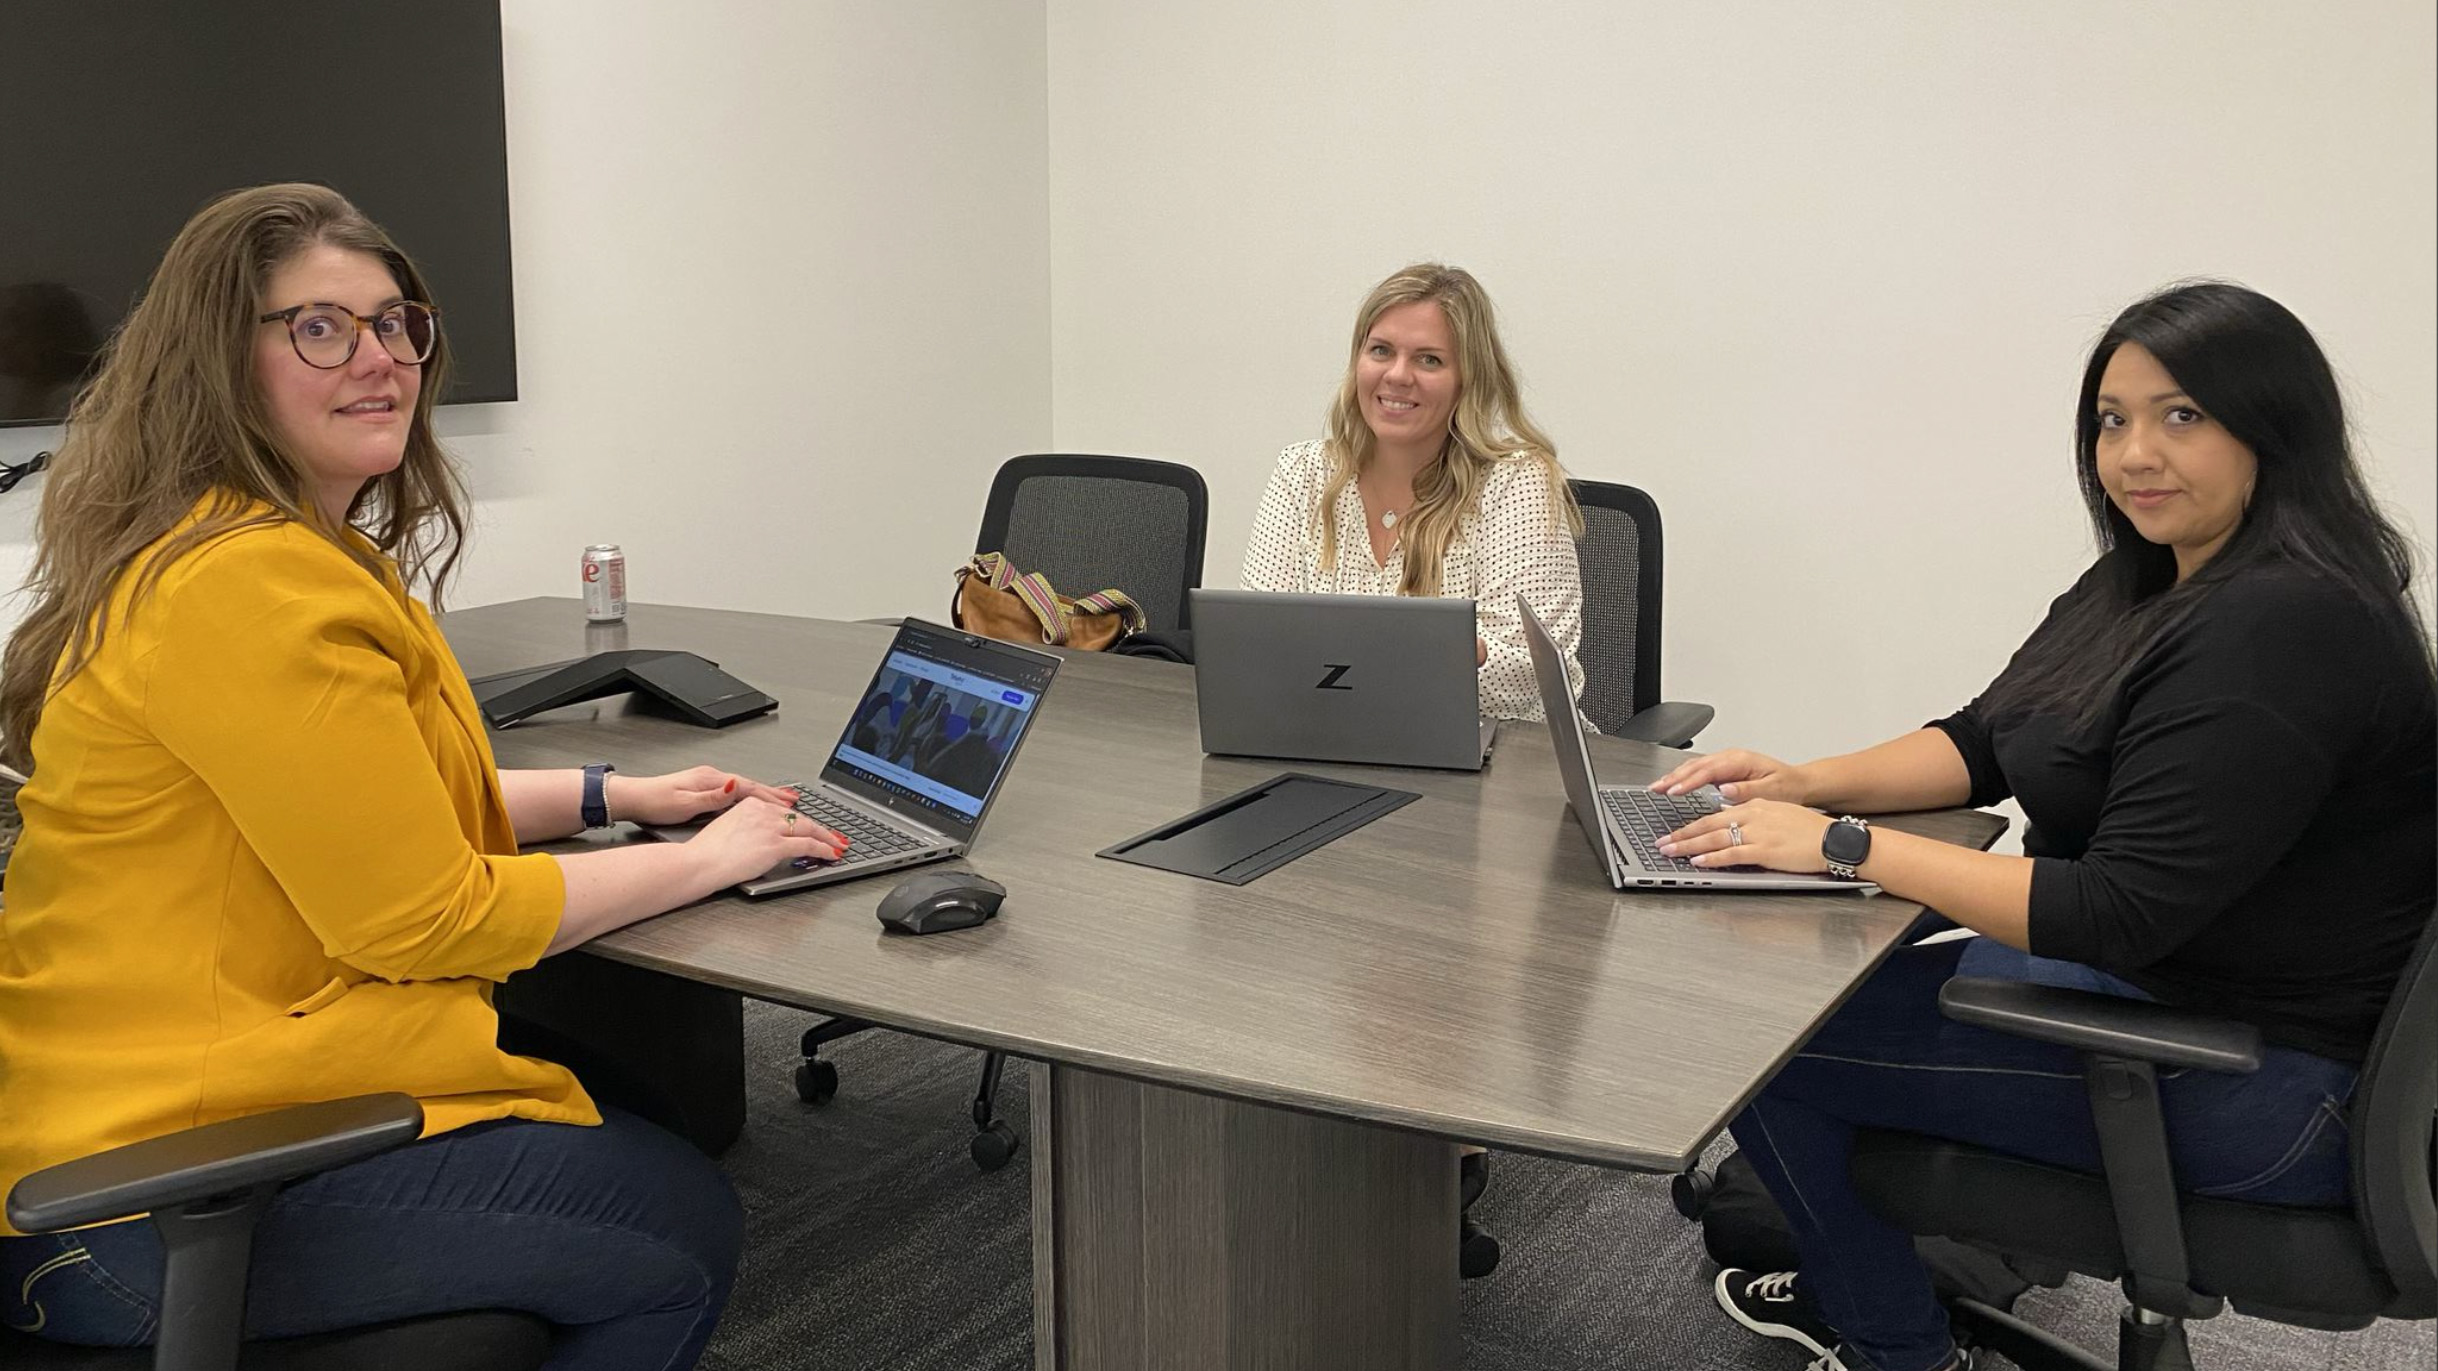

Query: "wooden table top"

xmin=448 ymin=598 xmax=2005 ymax=1172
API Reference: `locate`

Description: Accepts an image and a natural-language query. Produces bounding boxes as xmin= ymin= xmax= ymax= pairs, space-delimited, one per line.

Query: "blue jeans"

xmin=1728 ymin=935 xmax=2358 ymax=1371
xmin=1 ymin=1107 xmax=742 ymax=1371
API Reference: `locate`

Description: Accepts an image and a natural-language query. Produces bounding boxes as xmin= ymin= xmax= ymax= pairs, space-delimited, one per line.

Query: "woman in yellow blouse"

xmin=0 ymin=184 xmax=843 ymax=1367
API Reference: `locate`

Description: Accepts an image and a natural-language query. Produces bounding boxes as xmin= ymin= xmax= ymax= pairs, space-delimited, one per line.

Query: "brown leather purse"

xmin=951 ymin=552 xmax=1147 ymax=651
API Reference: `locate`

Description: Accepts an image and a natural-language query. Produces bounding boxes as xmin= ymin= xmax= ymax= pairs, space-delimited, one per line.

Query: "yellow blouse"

xmin=0 ymin=500 xmax=589 ymax=1233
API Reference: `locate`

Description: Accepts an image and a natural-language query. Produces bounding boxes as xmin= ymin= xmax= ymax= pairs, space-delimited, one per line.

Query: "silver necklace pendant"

xmin=1380 ymin=508 xmax=1400 ymax=529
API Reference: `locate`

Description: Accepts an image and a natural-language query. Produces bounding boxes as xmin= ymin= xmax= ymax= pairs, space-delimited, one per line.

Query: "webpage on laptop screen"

xmin=832 ymin=650 xmax=1041 ymax=820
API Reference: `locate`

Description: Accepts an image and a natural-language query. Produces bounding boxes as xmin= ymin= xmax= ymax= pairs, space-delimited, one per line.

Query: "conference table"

xmin=447 ymin=597 xmax=2005 ymax=1371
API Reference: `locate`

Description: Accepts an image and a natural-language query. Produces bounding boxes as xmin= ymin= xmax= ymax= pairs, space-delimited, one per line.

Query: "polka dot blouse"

xmin=1238 ymin=439 xmax=1589 ymax=726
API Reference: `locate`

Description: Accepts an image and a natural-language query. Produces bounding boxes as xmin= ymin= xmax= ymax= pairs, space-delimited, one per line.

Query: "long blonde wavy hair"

xmin=0 ymin=183 xmax=469 ymax=774
xmin=1316 ymin=263 xmax=1578 ymax=596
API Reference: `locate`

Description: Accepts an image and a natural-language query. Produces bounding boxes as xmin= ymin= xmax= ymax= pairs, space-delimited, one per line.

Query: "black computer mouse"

xmin=876 ymin=870 xmax=1006 ymax=935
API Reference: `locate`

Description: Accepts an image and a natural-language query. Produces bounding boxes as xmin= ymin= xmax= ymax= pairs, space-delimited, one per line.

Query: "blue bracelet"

xmin=581 ymin=763 xmax=617 ymax=829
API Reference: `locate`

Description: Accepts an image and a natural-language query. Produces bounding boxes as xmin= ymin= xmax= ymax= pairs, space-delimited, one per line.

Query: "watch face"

xmin=1824 ymin=820 xmax=1871 ymax=865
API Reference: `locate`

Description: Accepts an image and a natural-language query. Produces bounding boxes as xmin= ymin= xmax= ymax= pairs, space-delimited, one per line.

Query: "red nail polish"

xmin=723 ymin=778 xmax=736 ymax=794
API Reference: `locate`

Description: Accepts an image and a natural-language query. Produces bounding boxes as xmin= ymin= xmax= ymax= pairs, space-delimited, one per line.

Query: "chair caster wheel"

xmin=794 ymin=1059 xmax=838 ymax=1105
xmin=971 ymin=1121 xmax=1020 ymax=1172
xmin=1670 ymin=1168 xmax=1714 ymax=1219
xmin=1459 ymin=1219 xmax=1502 ymax=1279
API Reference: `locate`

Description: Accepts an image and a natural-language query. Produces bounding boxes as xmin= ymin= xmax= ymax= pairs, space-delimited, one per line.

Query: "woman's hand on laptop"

xmin=609 ymin=765 xmax=801 ymax=826
xmin=689 ymin=794 xmax=849 ymax=882
xmin=1650 ymin=748 xmax=1812 ymax=806
xmin=1658 ymin=798 xmax=1832 ymax=874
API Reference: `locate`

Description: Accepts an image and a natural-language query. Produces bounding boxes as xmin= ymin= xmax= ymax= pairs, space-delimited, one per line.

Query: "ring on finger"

xmin=1727 ymin=821 xmax=1745 ymax=847
xmin=784 ymin=811 xmax=798 ymax=830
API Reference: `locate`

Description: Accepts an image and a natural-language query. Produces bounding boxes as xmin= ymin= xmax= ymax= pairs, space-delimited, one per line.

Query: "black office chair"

xmin=1846 ymin=911 xmax=2438 ymax=1370
xmin=1567 ymin=479 xmax=1714 ymax=747
xmin=3 ymin=1094 xmax=552 ymax=1371
xmin=802 ymin=453 xmax=1212 ymax=1172
xmin=972 ymin=453 xmax=1211 ymax=633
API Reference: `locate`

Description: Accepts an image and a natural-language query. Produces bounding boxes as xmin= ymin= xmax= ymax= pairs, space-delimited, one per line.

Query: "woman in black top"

xmin=1651 ymin=282 xmax=2436 ymax=1371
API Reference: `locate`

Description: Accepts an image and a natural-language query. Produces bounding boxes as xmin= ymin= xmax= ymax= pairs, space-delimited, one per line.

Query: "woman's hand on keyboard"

xmin=1658 ymin=797 xmax=1833 ymax=874
xmin=1651 ymin=748 xmax=1811 ymax=806
xmin=610 ymin=765 xmax=801 ymax=826
xmin=688 ymin=794 xmax=848 ymax=884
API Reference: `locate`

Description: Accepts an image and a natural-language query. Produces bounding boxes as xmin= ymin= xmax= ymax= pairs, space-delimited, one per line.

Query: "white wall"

xmin=1045 ymin=0 xmax=2437 ymax=773
xmin=5 ymin=1 xmax=2431 ymax=785
xmin=0 ymin=0 xmax=1050 ymax=626
xmin=456 ymin=0 xmax=1048 ymax=619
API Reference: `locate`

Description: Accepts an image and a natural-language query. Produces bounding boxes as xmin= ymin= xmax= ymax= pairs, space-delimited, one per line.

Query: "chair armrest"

xmin=7 ymin=1093 xmax=424 ymax=1234
xmin=1941 ymin=976 xmax=2253 ymax=1319
xmin=1608 ymin=700 xmax=1715 ymax=749
xmin=1938 ymin=977 xmax=2263 ymax=1074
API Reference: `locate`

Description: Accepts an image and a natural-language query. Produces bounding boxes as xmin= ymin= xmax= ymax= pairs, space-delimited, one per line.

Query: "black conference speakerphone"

xmin=469 ymin=649 xmax=778 ymax=729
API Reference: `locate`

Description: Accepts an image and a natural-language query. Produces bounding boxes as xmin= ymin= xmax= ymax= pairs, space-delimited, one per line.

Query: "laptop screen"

xmin=822 ymin=621 xmax=1059 ymax=837
xmin=1520 ymin=594 xmax=1625 ymax=885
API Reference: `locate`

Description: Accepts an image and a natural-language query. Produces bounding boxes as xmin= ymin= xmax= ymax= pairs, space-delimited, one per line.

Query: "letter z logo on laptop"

xmin=1314 ymin=663 xmax=1354 ymax=690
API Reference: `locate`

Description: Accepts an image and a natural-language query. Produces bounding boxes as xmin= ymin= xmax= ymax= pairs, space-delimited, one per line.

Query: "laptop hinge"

xmin=824 ymin=781 xmax=956 ymax=845
xmin=1599 ymin=817 xmax=1632 ymax=886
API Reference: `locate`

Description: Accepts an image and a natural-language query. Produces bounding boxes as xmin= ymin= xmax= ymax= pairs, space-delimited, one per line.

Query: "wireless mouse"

xmin=876 ymin=870 xmax=1006 ymax=935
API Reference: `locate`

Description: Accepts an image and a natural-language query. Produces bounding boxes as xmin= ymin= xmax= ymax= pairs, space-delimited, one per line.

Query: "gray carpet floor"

xmin=701 ymin=1002 xmax=2435 ymax=1371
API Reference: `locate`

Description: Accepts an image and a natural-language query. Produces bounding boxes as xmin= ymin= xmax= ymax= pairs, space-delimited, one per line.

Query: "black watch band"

xmin=581 ymin=763 xmax=617 ymax=830
xmin=1822 ymin=815 xmax=1871 ymax=880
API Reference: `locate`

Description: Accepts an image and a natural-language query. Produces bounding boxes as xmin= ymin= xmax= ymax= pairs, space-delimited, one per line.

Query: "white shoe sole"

xmin=1713 ymin=1268 xmax=1833 ymax=1360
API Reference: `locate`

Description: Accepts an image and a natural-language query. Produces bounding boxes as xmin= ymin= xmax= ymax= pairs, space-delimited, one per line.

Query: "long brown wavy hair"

xmin=1316 ymin=263 xmax=1579 ymax=596
xmin=0 ymin=183 xmax=469 ymax=774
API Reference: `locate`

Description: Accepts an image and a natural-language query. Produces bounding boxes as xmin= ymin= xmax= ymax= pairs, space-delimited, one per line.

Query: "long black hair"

xmin=1984 ymin=280 xmax=2431 ymax=724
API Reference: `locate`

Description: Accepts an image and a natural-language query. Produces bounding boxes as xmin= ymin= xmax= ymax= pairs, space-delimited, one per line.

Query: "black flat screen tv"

xmin=0 ymin=0 xmax=517 ymax=427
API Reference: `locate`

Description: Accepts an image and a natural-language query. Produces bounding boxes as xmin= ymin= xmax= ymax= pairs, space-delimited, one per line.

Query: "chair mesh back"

xmin=1573 ymin=502 xmax=1645 ymax=734
xmin=997 ymin=475 xmax=1196 ymax=632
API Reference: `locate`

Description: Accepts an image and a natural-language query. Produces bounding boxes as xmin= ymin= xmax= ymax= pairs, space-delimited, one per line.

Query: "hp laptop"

xmin=645 ymin=618 xmax=1059 ymax=896
xmin=1192 ymin=589 xmax=1497 ymax=771
xmin=1519 ymin=595 xmax=1870 ymax=893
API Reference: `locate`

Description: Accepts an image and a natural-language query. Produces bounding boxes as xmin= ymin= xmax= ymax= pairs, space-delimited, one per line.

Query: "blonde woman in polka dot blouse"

xmin=1240 ymin=263 xmax=1588 ymax=726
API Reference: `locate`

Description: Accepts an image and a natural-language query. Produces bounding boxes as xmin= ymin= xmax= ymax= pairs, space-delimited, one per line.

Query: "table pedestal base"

xmin=1033 ymin=1063 xmax=1459 ymax=1370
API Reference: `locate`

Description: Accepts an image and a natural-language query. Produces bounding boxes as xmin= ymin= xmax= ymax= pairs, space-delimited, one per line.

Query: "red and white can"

xmin=580 ymin=544 xmax=627 ymax=622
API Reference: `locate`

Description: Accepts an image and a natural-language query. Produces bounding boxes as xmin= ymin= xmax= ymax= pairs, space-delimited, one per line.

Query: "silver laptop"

xmin=1519 ymin=595 xmax=1871 ymax=893
xmin=1192 ymin=589 xmax=1498 ymax=771
xmin=644 ymin=619 xmax=1059 ymax=896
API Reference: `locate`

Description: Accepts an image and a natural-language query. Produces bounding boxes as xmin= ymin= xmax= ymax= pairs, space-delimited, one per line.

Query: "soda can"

xmin=581 ymin=544 xmax=627 ymax=622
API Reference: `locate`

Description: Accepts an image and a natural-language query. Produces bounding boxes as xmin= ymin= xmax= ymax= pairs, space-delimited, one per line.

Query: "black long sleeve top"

xmin=1932 ymin=557 xmax=2435 ymax=1062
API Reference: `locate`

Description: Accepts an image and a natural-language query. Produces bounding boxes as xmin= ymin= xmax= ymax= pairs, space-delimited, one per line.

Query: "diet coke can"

xmin=581 ymin=544 xmax=627 ymax=622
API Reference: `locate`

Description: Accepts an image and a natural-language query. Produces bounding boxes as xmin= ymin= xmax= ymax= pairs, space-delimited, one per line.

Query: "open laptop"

xmin=1192 ymin=589 xmax=1497 ymax=771
xmin=644 ymin=618 xmax=1060 ymax=896
xmin=1519 ymin=595 xmax=1870 ymax=893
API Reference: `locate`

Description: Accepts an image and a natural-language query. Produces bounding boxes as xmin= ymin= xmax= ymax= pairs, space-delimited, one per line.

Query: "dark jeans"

xmin=1728 ymin=934 xmax=2358 ymax=1371
xmin=1 ymin=1107 xmax=742 ymax=1371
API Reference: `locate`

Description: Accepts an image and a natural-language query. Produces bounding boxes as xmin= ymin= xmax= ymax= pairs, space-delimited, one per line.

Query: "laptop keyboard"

xmin=1600 ymin=787 xmax=1718 ymax=873
xmin=789 ymin=787 xmax=931 ymax=866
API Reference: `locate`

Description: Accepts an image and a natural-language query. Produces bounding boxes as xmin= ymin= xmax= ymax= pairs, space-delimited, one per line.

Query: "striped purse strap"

xmin=960 ymin=553 xmax=1146 ymax=645
xmin=1067 ymin=587 xmax=1148 ymax=637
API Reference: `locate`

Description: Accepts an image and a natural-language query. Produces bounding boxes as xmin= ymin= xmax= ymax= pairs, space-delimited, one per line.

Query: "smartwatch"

xmin=1822 ymin=815 xmax=1871 ymax=879
xmin=581 ymin=763 xmax=617 ymax=830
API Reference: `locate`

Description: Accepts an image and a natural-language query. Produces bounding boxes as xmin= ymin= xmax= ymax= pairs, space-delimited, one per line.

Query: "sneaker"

xmin=1458 ymin=1217 xmax=1501 ymax=1279
xmin=1714 ymin=1268 xmax=1836 ymax=1360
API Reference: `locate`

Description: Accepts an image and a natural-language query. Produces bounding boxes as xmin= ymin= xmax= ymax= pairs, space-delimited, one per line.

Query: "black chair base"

xmin=1949 ymin=1296 xmax=2218 ymax=1371
xmin=1 ymin=1310 xmax=552 ymax=1371
xmin=797 ymin=1019 xmax=1021 ymax=1172
xmin=1949 ymin=1297 xmax=2114 ymax=1371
